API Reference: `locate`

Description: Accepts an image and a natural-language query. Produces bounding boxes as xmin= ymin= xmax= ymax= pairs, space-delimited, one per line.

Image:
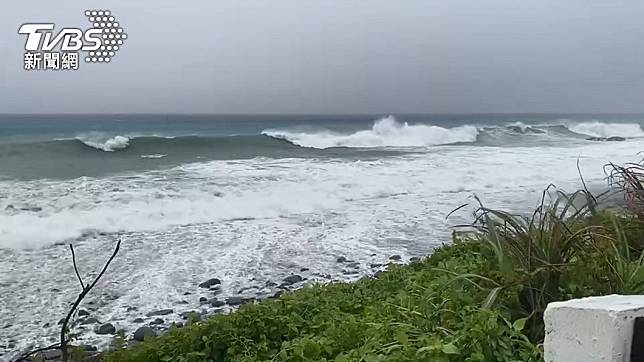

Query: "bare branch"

xmin=60 ymin=239 xmax=121 ymax=361
xmin=70 ymin=243 xmax=85 ymax=290
xmin=14 ymin=342 xmax=62 ymax=362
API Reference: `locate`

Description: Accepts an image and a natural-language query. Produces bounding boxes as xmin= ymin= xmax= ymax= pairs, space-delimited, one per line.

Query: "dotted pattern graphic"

xmin=83 ymin=10 xmax=127 ymax=63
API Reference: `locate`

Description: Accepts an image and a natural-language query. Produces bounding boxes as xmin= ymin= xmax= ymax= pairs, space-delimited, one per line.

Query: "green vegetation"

xmin=104 ymin=164 xmax=644 ymax=362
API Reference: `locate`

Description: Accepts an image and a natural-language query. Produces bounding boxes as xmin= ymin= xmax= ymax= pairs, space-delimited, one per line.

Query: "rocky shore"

xmin=13 ymin=253 xmax=412 ymax=361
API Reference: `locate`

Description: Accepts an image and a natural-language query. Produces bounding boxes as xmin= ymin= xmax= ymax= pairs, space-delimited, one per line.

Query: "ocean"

xmin=0 ymin=113 xmax=642 ymax=357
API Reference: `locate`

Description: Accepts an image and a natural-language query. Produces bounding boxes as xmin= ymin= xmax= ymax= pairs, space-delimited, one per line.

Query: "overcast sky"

xmin=1 ymin=0 xmax=644 ymax=114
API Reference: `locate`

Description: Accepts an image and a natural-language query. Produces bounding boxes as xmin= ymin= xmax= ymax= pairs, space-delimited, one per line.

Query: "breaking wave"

xmin=77 ymin=134 xmax=130 ymax=152
xmin=567 ymin=121 xmax=644 ymax=138
xmin=262 ymin=116 xmax=480 ymax=148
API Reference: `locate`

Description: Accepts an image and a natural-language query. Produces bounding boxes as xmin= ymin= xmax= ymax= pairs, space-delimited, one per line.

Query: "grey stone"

xmin=180 ymin=311 xmax=201 ymax=321
xmin=133 ymin=326 xmax=157 ymax=341
xmin=80 ymin=317 xmax=100 ymax=325
xmin=78 ymin=309 xmax=90 ymax=317
xmin=96 ymin=323 xmax=116 ymax=335
xmin=226 ymin=296 xmax=243 ymax=305
xmin=145 ymin=309 xmax=173 ymax=317
xmin=282 ymin=275 xmax=303 ymax=285
xmin=389 ymin=255 xmax=402 ymax=261
xmin=198 ymin=278 xmax=221 ymax=288
xmin=150 ymin=318 xmax=164 ymax=325
xmin=81 ymin=344 xmax=98 ymax=352
xmin=38 ymin=349 xmax=62 ymax=360
xmin=133 ymin=318 xmax=144 ymax=323
xmin=211 ymin=299 xmax=225 ymax=307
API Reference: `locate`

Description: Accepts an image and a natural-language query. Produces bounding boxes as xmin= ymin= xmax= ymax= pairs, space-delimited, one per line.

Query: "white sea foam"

xmin=0 ymin=130 xmax=642 ymax=357
xmin=263 ymin=116 xmax=479 ymax=148
xmin=140 ymin=154 xmax=167 ymax=159
xmin=77 ymin=134 xmax=130 ymax=151
xmin=568 ymin=121 xmax=644 ymax=138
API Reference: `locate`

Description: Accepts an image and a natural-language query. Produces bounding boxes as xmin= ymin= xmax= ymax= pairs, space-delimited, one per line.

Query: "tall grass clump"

xmin=458 ymin=187 xmax=600 ymax=340
xmin=607 ymin=160 xmax=644 ymax=217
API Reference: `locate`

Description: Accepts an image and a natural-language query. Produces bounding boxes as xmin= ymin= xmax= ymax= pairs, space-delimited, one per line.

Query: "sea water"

xmin=0 ymin=114 xmax=642 ymax=357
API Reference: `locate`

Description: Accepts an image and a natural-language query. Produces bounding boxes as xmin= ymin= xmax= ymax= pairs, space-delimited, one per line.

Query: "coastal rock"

xmin=96 ymin=323 xmax=116 ymax=335
xmin=211 ymin=299 xmax=225 ymax=307
xmin=586 ymin=136 xmax=626 ymax=142
xmin=336 ymin=256 xmax=348 ymax=263
xmin=346 ymin=262 xmax=360 ymax=268
xmin=20 ymin=206 xmax=42 ymax=212
xmin=150 ymin=318 xmax=164 ymax=325
xmin=198 ymin=278 xmax=221 ymax=289
xmin=146 ymin=309 xmax=173 ymax=317
xmin=78 ymin=309 xmax=90 ymax=317
xmin=389 ymin=255 xmax=402 ymax=261
xmin=36 ymin=349 xmax=62 ymax=360
xmin=133 ymin=326 xmax=157 ymax=341
xmin=80 ymin=344 xmax=98 ymax=352
xmin=180 ymin=311 xmax=201 ymax=321
xmin=410 ymin=257 xmax=420 ymax=262
xmin=300 ymin=267 xmax=309 ymax=272
xmin=226 ymin=296 xmax=243 ymax=305
xmin=370 ymin=263 xmax=382 ymax=268
xmin=177 ymin=300 xmax=189 ymax=305
xmin=283 ymin=275 xmax=303 ymax=285
xmin=199 ymin=296 xmax=208 ymax=304
xmin=133 ymin=318 xmax=144 ymax=323
xmin=80 ymin=317 xmax=100 ymax=325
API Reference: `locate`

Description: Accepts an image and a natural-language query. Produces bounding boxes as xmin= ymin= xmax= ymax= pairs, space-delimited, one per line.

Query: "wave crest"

xmin=263 ymin=116 xmax=479 ymax=149
xmin=77 ymin=134 xmax=130 ymax=152
xmin=568 ymin=121 xmax=644 ymax=138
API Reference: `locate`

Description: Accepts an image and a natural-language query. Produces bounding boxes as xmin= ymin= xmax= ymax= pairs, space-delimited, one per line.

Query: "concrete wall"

xmin=544 ymin=295 xmax=644 ymax=362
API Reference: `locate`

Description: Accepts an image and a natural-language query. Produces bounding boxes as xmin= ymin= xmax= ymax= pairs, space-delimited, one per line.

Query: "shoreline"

xmin=9 ymin=252 xmax=416 ymax=361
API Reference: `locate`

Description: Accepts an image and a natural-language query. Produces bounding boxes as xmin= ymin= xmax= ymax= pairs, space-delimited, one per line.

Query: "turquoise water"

xmin=0 ymin=113 xmax=642 ymax=179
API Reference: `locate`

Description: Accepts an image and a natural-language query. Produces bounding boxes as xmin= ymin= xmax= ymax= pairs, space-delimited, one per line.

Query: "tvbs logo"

xmin=18 ymin=10 xmax=127 ymax=71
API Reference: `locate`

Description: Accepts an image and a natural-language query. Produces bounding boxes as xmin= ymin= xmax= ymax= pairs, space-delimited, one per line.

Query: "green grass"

xmin=102 ymin=186 xmax=644 ymax=362
xmin=104 ymin=240 xmax=541 ymax=362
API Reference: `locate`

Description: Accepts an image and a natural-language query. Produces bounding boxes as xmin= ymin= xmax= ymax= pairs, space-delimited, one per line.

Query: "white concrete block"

xmin=544 ymin=294 xmax=644 ymax=362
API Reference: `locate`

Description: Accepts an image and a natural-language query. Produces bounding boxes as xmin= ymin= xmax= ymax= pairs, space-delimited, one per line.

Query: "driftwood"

xmin=14 ymin=239 xmax=121 ymax=362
